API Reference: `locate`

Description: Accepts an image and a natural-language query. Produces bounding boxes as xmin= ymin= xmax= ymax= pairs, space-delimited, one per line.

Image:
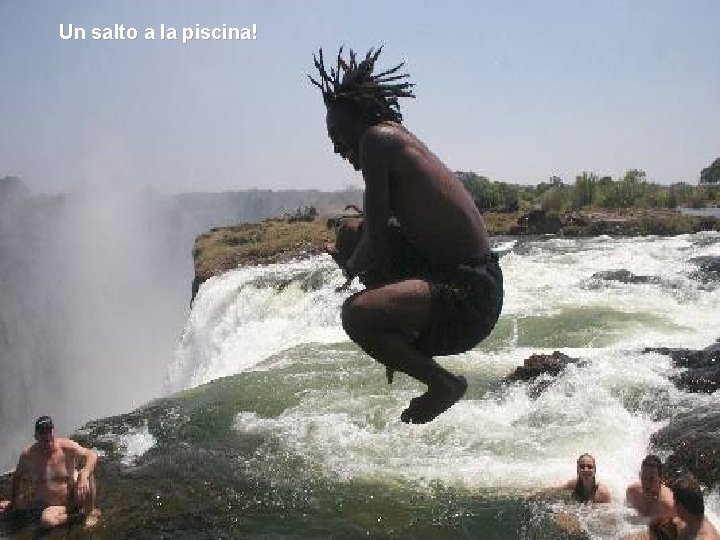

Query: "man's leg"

xmin=342 ymin=278 xmax=466 ymax=423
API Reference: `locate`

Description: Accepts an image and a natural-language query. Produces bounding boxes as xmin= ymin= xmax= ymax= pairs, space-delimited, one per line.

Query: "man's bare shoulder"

xmin=596 ymin=482 xmax=612 ymax=503
xmin=626 ymin=483 xmax=643 ymax=507
xmin=57 ymin=437 xmax=85 ymax=453
xmin=16 ymin=444 xmax=34 ymax=465
xmin=361 ymin=123 xmax=405 ymax=152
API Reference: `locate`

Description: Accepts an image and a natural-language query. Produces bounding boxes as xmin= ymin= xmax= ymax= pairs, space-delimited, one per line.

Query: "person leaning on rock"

xmin=0 ymin=416 xmax=101 ymax=529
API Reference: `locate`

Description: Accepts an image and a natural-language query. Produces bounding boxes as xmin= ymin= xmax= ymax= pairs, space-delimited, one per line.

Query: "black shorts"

xmin=416 ymin=252 xmax=504 ymax=356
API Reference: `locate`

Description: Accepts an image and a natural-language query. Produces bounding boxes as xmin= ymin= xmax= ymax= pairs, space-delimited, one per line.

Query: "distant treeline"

xmin=457 ymin=169 xmax=720 ymax=212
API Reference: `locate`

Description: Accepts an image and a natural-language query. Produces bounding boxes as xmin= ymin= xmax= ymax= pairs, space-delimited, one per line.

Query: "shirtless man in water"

xmin=626 ymin=455 xmax=677 ymax=519
xmin=626 ymin=474 xmax=720 ymax=540
xmin=310 ymin=47 xmax=503 ymax=423
xmin=672 ymin=474 xmax=720 ymax=540
xmin=0 ymin=416 xmax=101 ymax=529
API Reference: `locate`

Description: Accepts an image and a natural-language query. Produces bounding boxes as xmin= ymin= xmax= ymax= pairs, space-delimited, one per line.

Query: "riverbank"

xmin=191 ymin=208 xmax=720 ymax=299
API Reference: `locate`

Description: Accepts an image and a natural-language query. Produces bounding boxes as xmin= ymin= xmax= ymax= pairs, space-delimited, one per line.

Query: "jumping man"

xmin=310 ymin=47 xmax=504 ymax=423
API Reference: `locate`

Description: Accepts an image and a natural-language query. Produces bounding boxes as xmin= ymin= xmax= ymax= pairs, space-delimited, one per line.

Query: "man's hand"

xmin=345 ymin=232 xmax=373 ymax=278
xmin=75 ymin=471 xmax=91 ymax=503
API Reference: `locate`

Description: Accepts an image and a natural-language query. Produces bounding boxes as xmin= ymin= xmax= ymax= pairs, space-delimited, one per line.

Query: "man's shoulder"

xmin=596 ymin=482 xmax=612 ymax=502
xmin=626 ymin=482 xmax=642 ymax=494
xmin=659 ymin=485 xmax=676 ymax=505
xmin=362 ymin=123 xmax=405 ymax=149
xmin=57 ymin=437 xmax=83 ymax=452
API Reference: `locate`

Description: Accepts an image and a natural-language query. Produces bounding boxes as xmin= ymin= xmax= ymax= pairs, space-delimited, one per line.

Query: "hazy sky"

xmin=1 ymin=0 xmax=718 ymax=194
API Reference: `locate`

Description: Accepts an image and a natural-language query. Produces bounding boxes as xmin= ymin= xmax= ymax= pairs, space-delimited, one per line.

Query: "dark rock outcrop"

xmin=506 ymin=351 xmax=581 ymax=382
xmin=690 ymin=256 xmax=720 ymax=274
xmin=509 ymin=209 xmax=562 ymax=235
xmin=645 ymin=340 xmax=720 ymax=489
xmin=644 ymin=340 xmax=720 ymax=393
xmin=590 ymin=269 xmax=663 ymax=285
xmin=651 ymin=405 xmax=720 ymax=489
xmin=689 ymin=256 xmax=720 ymax=284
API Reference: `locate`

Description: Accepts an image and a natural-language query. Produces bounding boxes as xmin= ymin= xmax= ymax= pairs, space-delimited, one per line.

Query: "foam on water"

xmin=166 ymin=257 xmax=351 ymax=391
xmin=117 ymin=422 xmax=157 ymax=466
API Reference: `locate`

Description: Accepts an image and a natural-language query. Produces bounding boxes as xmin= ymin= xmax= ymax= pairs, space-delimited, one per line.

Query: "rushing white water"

xmin=168 ymin=233 xmax=720 ymax=539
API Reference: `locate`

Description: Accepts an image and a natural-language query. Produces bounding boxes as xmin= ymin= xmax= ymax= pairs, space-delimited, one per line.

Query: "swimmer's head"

xmin=34 ymin=415 xmax=55 ymax=449
xmin=640 ymin=455 xmax=663 ymax=498
xmin=648 ymin=516 xmax=678 ymax=540
xmin=576 ymin=453 xmax=596 ymax=482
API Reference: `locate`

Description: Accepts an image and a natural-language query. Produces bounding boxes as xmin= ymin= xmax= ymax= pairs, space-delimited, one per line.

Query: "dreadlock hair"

xmin=308 ymin=46 xmax=415 ymax=124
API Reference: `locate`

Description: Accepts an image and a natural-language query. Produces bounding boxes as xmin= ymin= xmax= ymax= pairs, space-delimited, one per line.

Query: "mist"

xmin=0 ymin=179 xmax=195 ymax=471
xmin=0 ymin=176 xmax=363 ymax=471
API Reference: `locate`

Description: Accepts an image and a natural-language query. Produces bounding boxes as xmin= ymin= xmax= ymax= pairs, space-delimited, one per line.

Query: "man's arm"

xmin=64 ymin=439 xmax=97 ymax=503
xmin=626 ymin=484 xmax=641 ymax=510
xmin=531 ymin=478 xmax=576 ymax=499
xmin=8 ymin=451 xmax=29 ymax=509
xmin=347 ymin=126 xmax=395 ymax=277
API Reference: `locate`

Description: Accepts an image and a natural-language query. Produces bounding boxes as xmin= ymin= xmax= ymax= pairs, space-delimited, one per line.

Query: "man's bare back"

xmin=369 ymin=122 xmax=490 ymax=266
xmin=676 ymin=516 xmax=720 ymax=539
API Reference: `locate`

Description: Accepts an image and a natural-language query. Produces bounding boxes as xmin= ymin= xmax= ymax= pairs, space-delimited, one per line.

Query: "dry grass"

xmin=193 ymin=217 xmax=333 ymax=282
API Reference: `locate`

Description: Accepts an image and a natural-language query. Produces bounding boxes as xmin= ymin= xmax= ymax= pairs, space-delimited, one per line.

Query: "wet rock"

xmin=690 ymin=256 xmax=720 ymax=273
xmin=644 ymin=340 xmax=720 ymax=393
xmin=689 ymin=256 xmax=720 ymax=284
xmin=646 ymin=340 xmax=720 ymax=489
xmin=590 ymin=269 xmax=663 ymax=285
xmin=506 ymin=351 xmax=581 ymax=382
xmin=651 ymin=404 xmax=720 ymax=490
xmin=512 ymin=209 xmax=562 ymax=235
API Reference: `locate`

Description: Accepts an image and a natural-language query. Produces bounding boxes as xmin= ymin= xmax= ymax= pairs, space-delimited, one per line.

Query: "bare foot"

xmin=83 ymin=508 xmax=102 ymax=529
xmin=400 ymin=376 xmax=467 ymax=424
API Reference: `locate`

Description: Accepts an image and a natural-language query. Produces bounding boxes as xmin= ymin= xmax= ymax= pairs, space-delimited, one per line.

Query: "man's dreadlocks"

xmin=309 ymin=46 xmax=415 ymax=124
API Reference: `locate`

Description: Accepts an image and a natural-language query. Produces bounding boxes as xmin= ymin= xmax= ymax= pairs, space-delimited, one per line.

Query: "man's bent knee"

xmin=341 ymin=294 xmax=368 ymax=341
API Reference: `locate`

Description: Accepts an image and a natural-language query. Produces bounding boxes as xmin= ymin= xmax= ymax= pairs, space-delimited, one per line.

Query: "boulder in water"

xmin=644 ymin=340 xmax=720 ymax=393
xmin=506 ymin=351 xmax=581 ymax=382
xmin=590 ymin=269 xmax=663 ymax=285
xmin=689 ymin=256 xmax=720 ymax=284
xmin=646 ymin=340 xmax=720 ymax=489
xmin=651 ymin=404 xmax=720 ymax=490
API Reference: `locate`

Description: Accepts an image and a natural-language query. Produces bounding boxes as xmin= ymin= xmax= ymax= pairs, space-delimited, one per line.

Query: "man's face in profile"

xmin=326 ymin=104 xmax=362 ymax=171
xmin=640 ymin=465 xmax=662 ymax=497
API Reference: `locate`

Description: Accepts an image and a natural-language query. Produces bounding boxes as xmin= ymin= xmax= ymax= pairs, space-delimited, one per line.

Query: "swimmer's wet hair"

xmin=672 ymin=473 xmax=704 ymax=516
xmin=641 ymin=454 xmax=663 ymax=475
xmin=308 ymin=46 xmax=415 ymax=123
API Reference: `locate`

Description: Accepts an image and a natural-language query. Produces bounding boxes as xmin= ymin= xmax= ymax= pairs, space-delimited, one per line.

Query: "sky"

xmin=1 ymin=0 xmax=719 ymax=194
